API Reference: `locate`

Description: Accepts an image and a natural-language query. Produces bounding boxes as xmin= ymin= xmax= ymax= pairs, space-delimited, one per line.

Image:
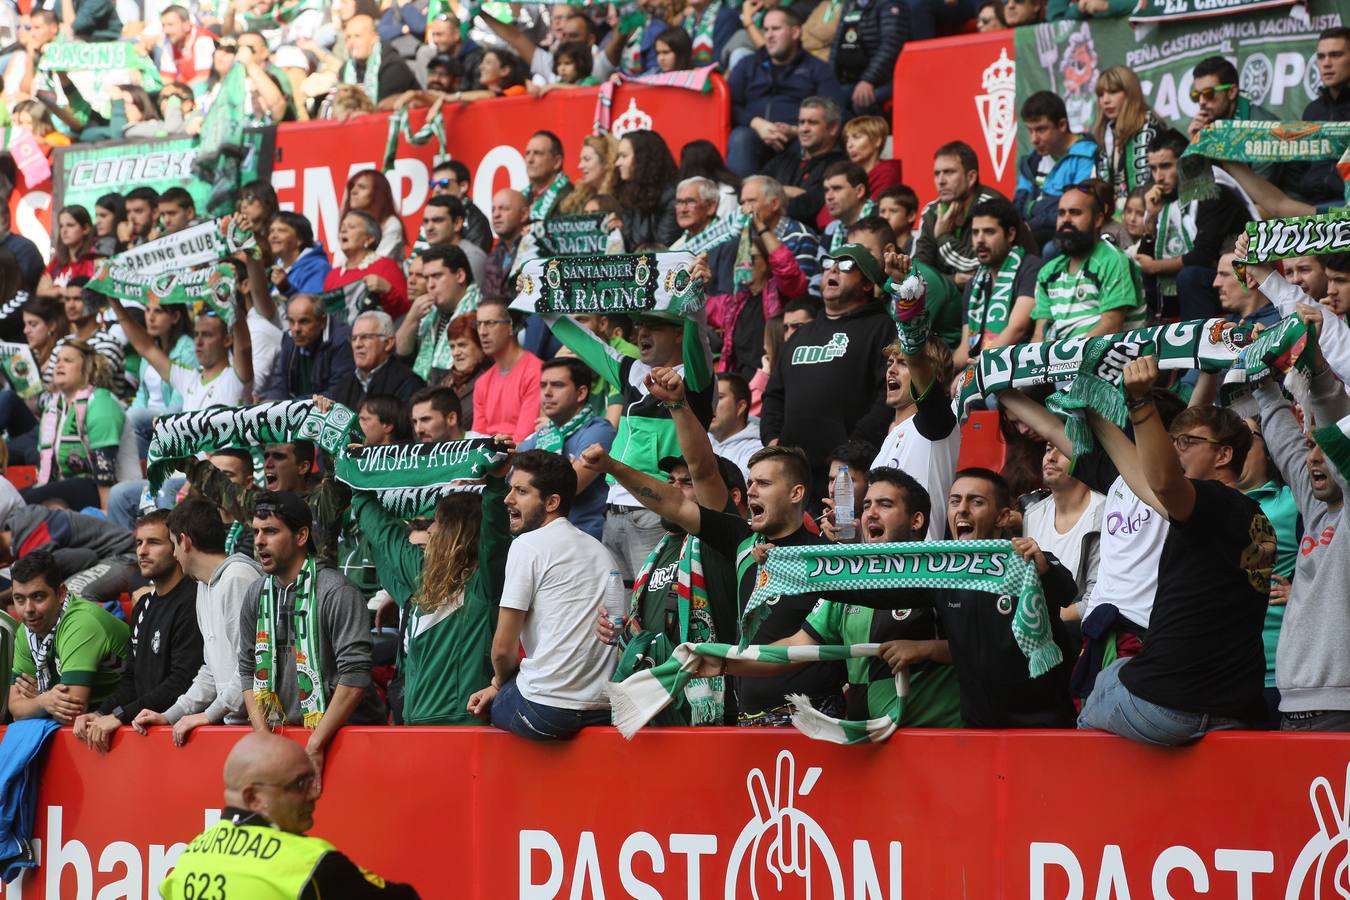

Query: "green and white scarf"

xmin=618 ymin=11 xmax=647 ymax=75
xmin=676 ymin=210 xmax=750 ymax=255
xmin=1154 ymin=199 xmax=1195 ymax=298
xmin=316 ymin=280 xmax=376 ymax=325
xmin=525 ymin=172 xmax=571 ymax=222
xmin=534 ymin=408 xmax=593 ymax=453
xmin=86 ymin=260 xmax=238 ymax=324
xmin=412 ymin=309 xmax=453 ymax=380
xmin=1181 ymin=120 xmax=1350 ymax=203
xmin=829 ymin=201 xmax=875 ymax=251
xmin=333 ymin=438 xmax=507 ymax=491
xmin=113 ymin=217 xmax=256 ymax=276
xmin=966 ymin=246 xmax=1023 ymax=352
xmin=147 ymin=400 xmax=360 ymax=492
xmin=1239 ymin=210 xmax=1350 ymax=266
xmin=1220 ymin=314 xmax=1314 ymax=401
xmin=28 ymin=595 xmax=70 ymax=693
xmin=609 ymin=641 xmax=899 ymax=742
xmin=383 ymin=106 xmax=448 ymax=172
xmin=1313 ymin=408 xmax=1350 ymax=481
xmin=342 ymin=40 xmax=382 ymax=101
xmin=1097 ymin=117 xmax=1158 ymax=208
xmin=369 ymin=482 xmax=485 ymax=519
xmin=254 ymin=555 xmax=326 ymax=728
xmin=683 ymin=3 xmax=718 ymax=65
xmin=511 ymin=251 xmax=704 ymax=317
xmin=533 ymin=214 xmax=611 ymax=256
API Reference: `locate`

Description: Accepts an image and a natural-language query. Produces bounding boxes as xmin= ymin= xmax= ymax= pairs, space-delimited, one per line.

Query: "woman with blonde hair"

xmin=560 ymin=134 xmax=618 ymax=215
xmin=351 ymin=452 xmax=511 ymax=724
xmin=1092 ymin=65 xmax=1164 ymax=210
xmin=844 ymin=115 xmax=902 ymax=198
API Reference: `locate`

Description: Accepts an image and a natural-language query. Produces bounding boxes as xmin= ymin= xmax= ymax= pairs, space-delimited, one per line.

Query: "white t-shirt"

xmin=871 ymin=412 xmax=961 ymax=540
xmin=1081 ymin=475 xmax=1167 ymax=628
xmin=499 ymin=517 xmax=622 ymax=709
xmin=170 ymin=363 xmax=246 ymax=411
xmin=248 ymin=307 xmax=284 ymax=398
xmin=1024 ymin=490 xmax=1105 ymax=581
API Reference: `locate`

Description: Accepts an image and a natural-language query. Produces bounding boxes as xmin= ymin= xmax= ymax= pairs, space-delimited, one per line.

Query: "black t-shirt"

xmin=1119 ymin=479 xmax=1273 ymax=721
xmin=696 ymin=507 xmax=846 ymax=714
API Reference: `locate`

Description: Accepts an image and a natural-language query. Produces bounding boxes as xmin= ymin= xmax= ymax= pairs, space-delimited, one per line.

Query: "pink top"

xmin=472 ymin=350 xmax=543 ymax=442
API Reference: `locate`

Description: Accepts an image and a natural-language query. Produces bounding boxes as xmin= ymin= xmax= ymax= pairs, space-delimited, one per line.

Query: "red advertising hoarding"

xmin=3 ymin=726 xmax=1347 ymax=898
xmin=893 ymin=31 xmax=1019 ymax=208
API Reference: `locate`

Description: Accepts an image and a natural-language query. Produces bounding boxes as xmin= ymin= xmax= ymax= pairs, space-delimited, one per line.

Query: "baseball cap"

xmin=824 ymin=243 xmax=886 ymax=287
xmin=252 ymin=490 xmax=312 ymax=532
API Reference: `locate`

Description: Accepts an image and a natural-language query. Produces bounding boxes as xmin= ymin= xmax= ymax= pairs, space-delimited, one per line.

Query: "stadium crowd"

xmin=1 ymin=0 xmax=1349 ymax=796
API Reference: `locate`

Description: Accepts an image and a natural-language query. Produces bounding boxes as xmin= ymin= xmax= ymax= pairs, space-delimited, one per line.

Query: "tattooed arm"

xmin=579 ymin=444 xmax=701 ymax=535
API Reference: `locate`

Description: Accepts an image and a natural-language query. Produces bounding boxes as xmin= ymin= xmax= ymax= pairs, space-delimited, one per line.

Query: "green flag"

xmin=193 ymin=62 xmax=251 ymax=215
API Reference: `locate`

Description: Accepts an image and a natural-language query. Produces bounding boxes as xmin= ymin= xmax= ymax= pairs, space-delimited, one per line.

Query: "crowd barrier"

xmin=2 ymin=725 xmax=1347 ymax=898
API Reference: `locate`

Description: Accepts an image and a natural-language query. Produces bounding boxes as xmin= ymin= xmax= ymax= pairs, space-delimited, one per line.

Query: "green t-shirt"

xmin=11 ymin=598 xmax=130 ymax=707
xmin=1032 ymin=240 xmax=1145 ymax=342
xmin=43 ymin=388 xmax=125 ymax=479
xmin=804 ymin=600 xmax=962 ymax=728
xmin=0 ymin=610 xmax=15 ymax=720
xmin=1247 ymin=480 xmax=1297 ymax=689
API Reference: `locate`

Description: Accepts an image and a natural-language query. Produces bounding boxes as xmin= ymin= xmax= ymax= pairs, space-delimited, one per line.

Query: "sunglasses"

xmin=824 ymin=257 xmax=859 ymax=273
xmin=430 ymin=178 xmax=453 ymax=188
xmin=1189 ymin=83 xmax=1234 ymax=102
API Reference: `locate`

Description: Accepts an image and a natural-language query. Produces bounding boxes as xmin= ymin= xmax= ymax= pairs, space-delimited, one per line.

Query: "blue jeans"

xmin=127 ymin=405 xmax=172 ymax=459
xmin=108 ymin=476 xmax=185 ymax=530
xmin=1077 ymin=658 xmax=1245 ymax=747
xmin=726 ymin=126 xmax=768 ymax=179
xmin=489 ymin=679 xmax=609 ymax=741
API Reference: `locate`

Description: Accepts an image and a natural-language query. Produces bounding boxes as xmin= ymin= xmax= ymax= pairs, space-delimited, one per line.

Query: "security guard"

xmin=160 ymin=732 xmax=419 ymax=899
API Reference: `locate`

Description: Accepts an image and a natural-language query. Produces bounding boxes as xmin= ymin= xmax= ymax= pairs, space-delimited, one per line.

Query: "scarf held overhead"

xmin=112 ymin=217 xmax=256 ymax=276
xmin=1239 ymin=210 xmax=1350 ymax=266
xmin=333 ymin=438 xmax=507 ymax=491
xmin=86 ymin=260 xmax=238 ymax=324
xmin=1180 ymin=120 xmax=1350 ymax=203
xmin=511 ymin=251 xmax=704 ymax=317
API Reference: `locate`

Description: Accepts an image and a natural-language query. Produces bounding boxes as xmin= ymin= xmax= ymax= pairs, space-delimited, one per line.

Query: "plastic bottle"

xmin=834 ymin=465 xmax=855 ymax=540
xmin=603 ymin=568 xmax=627 ymax=645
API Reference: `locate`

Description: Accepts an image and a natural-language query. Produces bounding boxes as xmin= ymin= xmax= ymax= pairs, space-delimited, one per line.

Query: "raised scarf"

xmin=0 ymin=341 xmax=42 ymax=400
xmin=1239 ymin=210 xmax=1350 ymax=266
xmin=342 ymin=40 xmax=382 ymax=101
xmin=1180 ymin=120 xmax=1350 ymax=204
xmin=1313 ymin=408 xmax=1350 ymax=481
xmin=316 ymin=280 xmax=375 ymax=325
xmin=333 ymin=438 xmax=507 ymax=491
xmin=383 ymin=106 xmax=447 ymax=172
xmin=619 ymin=11 xmax=647 ymax=75
xmin=146 ymin=400 xmax=361 ymax=492
xmin=368 ymin=483 xmax=485 ymax=519
xmin=37 ymin=387 xmax=92 ymax=486
xmin=254 ymin=555 xmax=325 ymax=727
xmin=27 ymin=595 xmax=69 ymax=693
xmin=676 ymin=209 xmax=750 ymax=255
xmin=511 ymin=251 xmax=704 ymax=317
xmin=829 ymin=201 xmax=875 ymax=251
xmin=113 ymin=218 xmax=256 ymax=276
xmin=1219 ymin=314 xmax=1314 ymax=402
xmin=38 ymin=39 xmax=163 ymax=90
xmin=966 ymin=246 xmax=1024 ymax=353
xmin=533 ymin=214 xmax=610 ymax=256
xmin=534 ymin=408 xmax=593 ymax=453
xmin=683 ymin=3 xmax=719 ymax=64
xmin=525 ymin=172 xmax=571 ymax=222
xmin=86 ymin=260 xmax=238 ymax=324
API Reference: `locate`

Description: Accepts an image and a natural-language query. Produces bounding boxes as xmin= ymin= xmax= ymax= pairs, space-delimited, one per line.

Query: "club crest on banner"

xmin=975 ymin=48 xmax=1017 ymax=183
xmin=612 ymin=99 xmax=654 ymax=138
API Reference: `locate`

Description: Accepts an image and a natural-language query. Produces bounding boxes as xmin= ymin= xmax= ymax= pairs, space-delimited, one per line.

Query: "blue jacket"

xmin=1013 ymin=136 xmax=1098 ymax=248
xmin=727 ymin=48 xmax=847 ymax=128
xmin=284 ymin=243 xmax=333 ymax=297
xmin=829 ymin=0 xmax=907 ymax=104
xmin=0 ymin=719 xmax=62 ymax=883
xmin=262 ymin=319 xmax=355 ymax=401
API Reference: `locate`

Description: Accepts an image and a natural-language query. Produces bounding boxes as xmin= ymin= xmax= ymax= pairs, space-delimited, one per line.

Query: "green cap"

xmin=824 ymin=243 xmax=886 ymax=287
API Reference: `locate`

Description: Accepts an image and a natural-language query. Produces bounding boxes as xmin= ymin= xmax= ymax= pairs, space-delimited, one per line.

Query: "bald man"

xmin=160 ymin=732 xmax=419 ymax=899
xmin=483 ymin=189 xmax=529 ymax=299
xmin=341 ymin=13 xmax=416 ymax=102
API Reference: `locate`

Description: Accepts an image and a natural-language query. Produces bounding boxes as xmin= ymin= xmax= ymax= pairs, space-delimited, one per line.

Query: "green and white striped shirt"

xmin=1032 ymin=240 xmax=1145 ymax=342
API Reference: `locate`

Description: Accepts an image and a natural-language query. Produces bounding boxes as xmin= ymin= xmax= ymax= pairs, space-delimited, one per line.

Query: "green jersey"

xmin=11 ymin=598 xmax=129 ymax=706
xmin=804 ymin=599 xmax=962 ymax=728
xmin=1032 ymin=240 xmax=1145 ymax=342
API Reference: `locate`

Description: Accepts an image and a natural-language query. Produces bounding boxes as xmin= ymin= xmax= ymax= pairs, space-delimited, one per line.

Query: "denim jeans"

xmin=602 ymin=506 xmax=667 ymax=585
xmin=127 ymin=405 xmax=171 ymax=460
xmin=1077 ymin=658 xmax=1246 ymax=747
xmin=108 ymin=476 xmax=186 ymax=530
xmin=726 ymin=126 xmax=768 ymax=179
xmin=489 ymin=679 xmax=610 ymax=741
xmin=1281 ymin=709 xmax=1350 ymax=732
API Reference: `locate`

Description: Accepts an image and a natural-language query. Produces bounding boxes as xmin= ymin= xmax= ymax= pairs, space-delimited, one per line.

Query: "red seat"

xmin=5 ymin=465 xmax=36 ymax=490
xmin=957 ymin=410 xmax=1007 ymax=471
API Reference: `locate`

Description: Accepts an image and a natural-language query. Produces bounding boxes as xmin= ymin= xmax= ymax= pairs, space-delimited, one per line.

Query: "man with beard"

xmin=584 ymin=442 xmax=847 ymax=726
xmin=706 ymin=468 xmax=963 ymax=728
xmin=467 ymin=451 xmax=618 ymax=739
xmin=954 ymin=197 xmax=1043 ymax=371
xmin=410 ymin=385 xmax=468 ymax=443
xmin=1135 ymin=129 xmax=1250 ymax=320
xmin=1032 ymin=184 xmax=1145 ymax=342
xmin=72 ymin=510 xmax=203 ymax=752
xmin=239 ymin=491 xmax=384 ymax=787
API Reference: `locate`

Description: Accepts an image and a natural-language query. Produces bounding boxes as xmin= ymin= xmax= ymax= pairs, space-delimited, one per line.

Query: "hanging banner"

xmin=533 ymin=214 xmax=611 ymax=256
xmin=1130 ymin=0 xmax=1300 ymax=24
xmin=1014 ymin=0 xmax=1342 ymax=146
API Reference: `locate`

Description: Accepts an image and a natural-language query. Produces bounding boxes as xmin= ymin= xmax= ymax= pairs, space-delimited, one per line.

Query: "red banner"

xmin=272 ymin=78 xmax=731 ymax=259
xmin=893 ymin=31 xmax=1018 ymax=208
xmin=3 ymin=725 xmax=1347 ymax=898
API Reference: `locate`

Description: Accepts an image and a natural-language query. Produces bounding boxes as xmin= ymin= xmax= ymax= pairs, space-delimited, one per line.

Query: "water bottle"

xmin=602 ymin=569 xmax=627 ymax=645
xmin=834 ymin=465 xmax=855 ymax=540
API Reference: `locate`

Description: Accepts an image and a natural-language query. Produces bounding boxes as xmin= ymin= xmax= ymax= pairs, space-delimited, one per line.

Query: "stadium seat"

xmin=5 ymin=465 xmax=36 ymax=490
xmin=957 ymin=410 xmax=1007 ymax=471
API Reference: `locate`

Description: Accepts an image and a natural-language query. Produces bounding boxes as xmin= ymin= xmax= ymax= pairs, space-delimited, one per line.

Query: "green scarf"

xmin=333 ymin=438 xmax=507 ymax=491
xmin=678 ymin=210 xmax=750 ymax=255
xmin=368 ymin=483 xmax=484 ymax=519
xmin=966 ymin=246 xmax=1024 ymax=353
xmin=342 ymin=41 xmax=382 ymax=101
xmin=1239 ymin=210 xmax=1350 ymax=266
xmin=534 ymin=408 xmax=593 ymax=453
xmin=1154 ymin=199 xmax=1195 ymax=298
xmin=511 ymin=251 xmax=703 ymax=317
xmin=619 ymin=11 xmax=647 ymax=75
xmin=1180 ymin=119 xmax=1350 ymax=203
xmin=525 ymin=172 xmax=571 ymax=222
xmin=453 ymin=283 xmax=481 ymax=319
xmin=609 ymin=641 xmax=897 ymax=743
xmin=0 ymin=341 xmax=41 ymax=400
xmin=317 ymin=281 xmax=376 ymax=325
xmin=683 ymin=3 xmax=718 ymax=65
xmin=829 ymin=201 xmax=875 ymax=251
xmin=383 ymin=106 xmax=448 ymax=172
xmin=86 ymin=260 xmax=238 ymax=324
xmin=1313 ymin=408 xmax=1350 ymax=481
xmin=1097 ymin=117 xmax=1158 ymax=208
xmin=146 ymin=400 xmax=360 ymax=492
xmin=533 ymin=214 xmax=610 ymax=256
xmin=412 ymin=309 xmax=453 ymax=380
xmin=113 ymin=217 xmax=256 ymax=276
xmin=38 ymin=39 xmax=163 ymax=90
xmin=1219 ymin=315 xmax=1314 ymax=402
xmin=254 ymin=555 xmax=325 ymax=727
xmin=733 ymin=224 xmax=755 ymax=289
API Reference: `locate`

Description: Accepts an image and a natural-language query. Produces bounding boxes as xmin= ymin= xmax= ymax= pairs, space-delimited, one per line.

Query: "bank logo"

xmin=975 ymin=48 xmax=1017 ymax=182
xmin=612 ymin=99 xmax=653 ymax=139
xmin=1285 ymin=761 xmax=1350 ymax=899
xmin=724 ymin=750 xmax=845 ymax=898
xmin=791 ymin=333 xmax=849 ymax=365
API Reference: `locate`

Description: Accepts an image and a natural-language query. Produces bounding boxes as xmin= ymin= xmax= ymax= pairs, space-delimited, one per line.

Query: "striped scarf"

xmin=533 ymin=408 xmax=592 ymax=453
xmin=829 ymin=201 xmax=875 ymax=251
xmin=682 ymin=3 xmax=719 ymax=64
xmin=342 ymin=41 xmax=382 ymax=102
xmin=254 ymin=556 xmax=324 ymax=727
xmin=525 ymin=172 xmax=571 ymax=222
xmin=383 ymin=106 xmax=447 ymax=172
xmin=27 ymin=596 xmax=69 ymax=693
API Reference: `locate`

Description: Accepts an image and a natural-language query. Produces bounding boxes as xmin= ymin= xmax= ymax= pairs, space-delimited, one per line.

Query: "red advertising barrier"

xmin=272 ymin=77 xmax=732 ymax=258
xmin=893 ymin=31 xmax=1018 ymax=208
xmin=3 ymin=726 xmax=1348 ymax=898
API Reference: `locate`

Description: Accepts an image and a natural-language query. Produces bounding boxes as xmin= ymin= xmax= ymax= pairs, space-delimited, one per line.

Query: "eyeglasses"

xmin=1171 ymin=432 xmax=1223 ymax=451
xmin=824 ymin=257 xmax=858 ymax=273
xmin=430 ymin=178 xmax=453 ymax=189
xmin=476 ymin=318 xmax=511 ymax=329
xmin=251 ymin=773 xmax=316 ymax=795
xmin=1189 ymin=83 xmax=1234 ymax=102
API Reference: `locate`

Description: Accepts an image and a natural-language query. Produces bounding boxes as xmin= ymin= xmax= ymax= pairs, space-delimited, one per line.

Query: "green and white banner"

xmin=111 ymin=217 xmax=255 ymax=276
xmin=532 ymin=214 xmax=612 ymax=256
xmin=1240 ymin=210 xmax=1350 ymax=264
xmin=333 ymin=439 xmax=507 ymax=491
xmin=1015 ymin=1 xmax=1341 ymax=147
xmin=511 ymin=251 xmax=704 ymax=317
xmin=86 ymin=260 xmax=238 ymax=323
xmin=38 ymin=40 xmax=162 ymax=90
xmin=1130 ymin=0 xmax=1298 ymax=25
